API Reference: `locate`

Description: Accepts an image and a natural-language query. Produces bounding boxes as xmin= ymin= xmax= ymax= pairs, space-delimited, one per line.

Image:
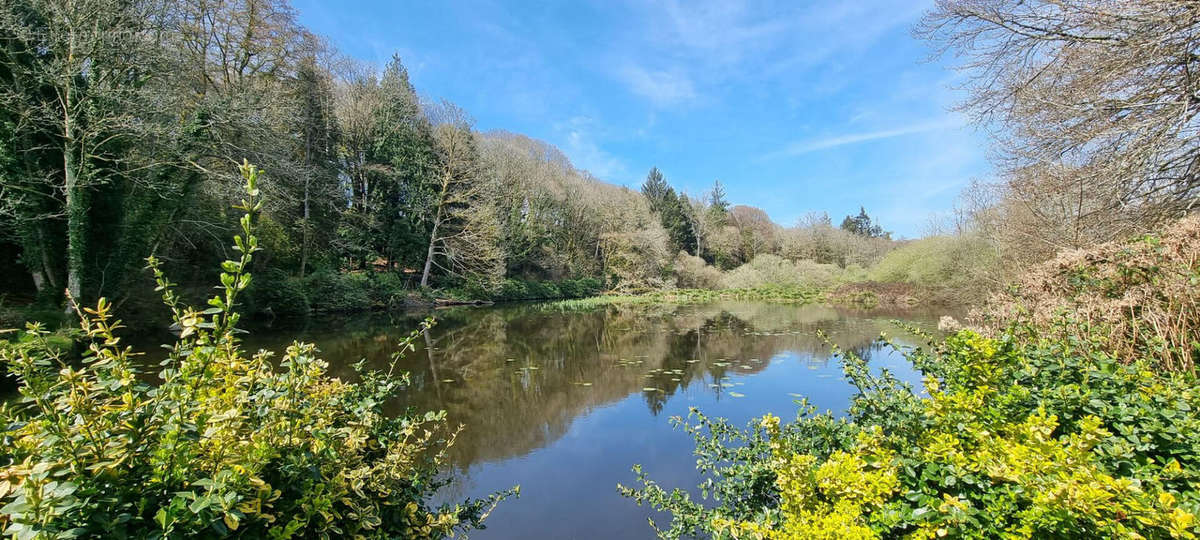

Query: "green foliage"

xmin=674 ymin=252 xmax=723 ymax=289
xmin=555 ymin=277 xmax=603 ymax=299
xmin=242 ymin=268 xmax=310 ymax=319
xmin=622 ymin=317 xmax=1200 ymax=538
xmin=543 ymin=286 xmax=821 ymax=311
xmin=641 ymin=167 xmax=670 ymax=212
xmin=707 ymin=180 xmax=729 ymax=222
xmin=301 ymin=271 xmax=375 ymax=313
xmin=868 ymin=235 xmax=997 ymax=291
xmin=0 ymin=163 xmax=512 ymax=539
xmin=721 ymin=254 xmax=847 ymax=291
xmin=640 ymin=168 xmax=698 ymax=255
xmin=452 ymin=277 xmax=603 ymax=303
xmin=840 ymin=207 xmax=889 ymax=239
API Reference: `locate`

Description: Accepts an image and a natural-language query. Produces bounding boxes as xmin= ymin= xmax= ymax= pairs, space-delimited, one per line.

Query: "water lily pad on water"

xmin=729 ymin=392 xmax=745 ymax=398
xmin=642 ymin=387 xmax=661 ymax=392
xmin=441 ymin=379 xmax=455 ymax=383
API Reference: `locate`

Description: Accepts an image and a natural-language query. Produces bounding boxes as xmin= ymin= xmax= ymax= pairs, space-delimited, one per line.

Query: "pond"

xmin=225 ymin=300 xmax=946 ymax=539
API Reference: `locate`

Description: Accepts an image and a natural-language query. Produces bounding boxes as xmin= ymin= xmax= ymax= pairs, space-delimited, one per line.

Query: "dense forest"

xmin=0 ymin=0 xmax=1002 ymax=327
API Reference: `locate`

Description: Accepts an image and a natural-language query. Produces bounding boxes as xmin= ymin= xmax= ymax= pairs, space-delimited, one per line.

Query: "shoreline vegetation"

xmin=621 ymin=214 xmax=1200 ymax=539
xmin=0 ymin=0 xmax=990 ymax=338
xmin=1 ymin=164 xmax=516 ymax=538
xmin=3 ymin=0 xmax=1200 ymax=538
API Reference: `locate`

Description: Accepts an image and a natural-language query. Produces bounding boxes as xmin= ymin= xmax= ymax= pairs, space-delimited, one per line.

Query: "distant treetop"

xmin=840 ymin=207 xmax=890 ymax=239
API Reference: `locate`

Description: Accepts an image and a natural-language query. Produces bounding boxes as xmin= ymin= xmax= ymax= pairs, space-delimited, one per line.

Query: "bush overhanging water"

xmin=0 ymin=163 xmax=512 ymax=539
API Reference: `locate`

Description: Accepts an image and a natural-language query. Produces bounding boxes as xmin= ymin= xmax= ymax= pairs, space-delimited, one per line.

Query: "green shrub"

xmin=0 ymin=163 xmax=511 ymax=539
xmin=674 ymin=252 xmax=722 ymax=289
xmin=720 ymin=254 xmax=845 ymax=291
xmin=0 ymin=302 xmax=71 ymax=332
xmin=302 ymin=270 xmax=371 ymax=313
xmin=578 ymin=277 xmax=603 ymax=295
xmin=557 ymin=279 xmax=582 ymax=298
xmin=496 ymin=279 xmax=527 ymax=301
xmin=867 ymin=235 xmax=997 ymax=294
xmin=243 ymin=268 xmax=310 ymax=319
xmin=364 ymin=271 xmax=411 ymax=307
xmin=479 ymin=278 xmax=603 ymax=302
xmin=623 ymin=323 xmax=1200 ymax=539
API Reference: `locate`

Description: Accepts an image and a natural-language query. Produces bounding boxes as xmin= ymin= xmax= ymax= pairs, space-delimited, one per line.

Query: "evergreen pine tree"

xmin=641 ymin=167 xmax=670 ymax=213
xmin=840 ymin=206 xmax=889 ymax=238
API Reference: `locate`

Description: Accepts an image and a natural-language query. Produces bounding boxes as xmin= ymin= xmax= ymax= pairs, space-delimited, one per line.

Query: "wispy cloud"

xmin=612 ymin=0 xmax=930 ymax=108
xmin=557 ymin=116 xmax=629 ymax=183
xmin=763 ymin=118 xmax=962 ymax=159
xmin=619 ymin=65 xmax=696 ymax=106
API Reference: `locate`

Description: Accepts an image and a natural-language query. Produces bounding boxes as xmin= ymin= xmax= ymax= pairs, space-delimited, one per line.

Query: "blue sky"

xmin=294 ymin=0 xmax=991 ymax=238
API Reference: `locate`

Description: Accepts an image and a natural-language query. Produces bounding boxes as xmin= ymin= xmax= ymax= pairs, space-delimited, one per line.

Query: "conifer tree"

xmin=641 ymin=167 xmax=670 ymax=213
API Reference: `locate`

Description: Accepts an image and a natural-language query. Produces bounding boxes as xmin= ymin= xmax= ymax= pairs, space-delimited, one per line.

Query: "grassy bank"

xmin=543 ymin=286 xmax=823 ymax=311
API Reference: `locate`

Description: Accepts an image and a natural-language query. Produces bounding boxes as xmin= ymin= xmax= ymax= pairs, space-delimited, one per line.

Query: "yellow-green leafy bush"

xmin=0 ymin=163 xmax=511 ymax=539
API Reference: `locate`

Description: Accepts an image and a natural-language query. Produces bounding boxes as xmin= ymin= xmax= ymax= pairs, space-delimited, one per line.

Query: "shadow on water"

xmin=128 ymin=300 xmax=947 ymax=539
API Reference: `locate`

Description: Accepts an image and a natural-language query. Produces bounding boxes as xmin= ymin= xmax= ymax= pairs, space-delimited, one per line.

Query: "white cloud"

xmin=764 ymin=118 xmax=962 ymax=158
xmin=619 ymin=65 xmax=696 ymax=106
xmin=611 ymin=0 xmax=932 ymax=107
xmin=557 ymin=117 xmax=630 ymax=184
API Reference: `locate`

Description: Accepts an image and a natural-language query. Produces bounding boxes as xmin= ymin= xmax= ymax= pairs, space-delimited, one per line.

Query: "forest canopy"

xmin=0 ymin=0 xmax=911 ymax=322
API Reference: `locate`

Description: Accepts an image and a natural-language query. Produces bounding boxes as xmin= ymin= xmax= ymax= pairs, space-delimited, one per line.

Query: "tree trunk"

xmin=64 ymin=143 xmax=85 ymax=315
xmin=62 ymin=27 xmax=82 ymax=315
xmin=30 ymin=271 xmax=45 ymax=294
xmin=300 ymin=179 xmax=310 ymax=278
xmin=420 ymin=205 xmax=442 ymax=287
xmin=29 ymin=223 xmax=59 ymax=295
xmin=300 ymin=132 xmax=312 ymax=278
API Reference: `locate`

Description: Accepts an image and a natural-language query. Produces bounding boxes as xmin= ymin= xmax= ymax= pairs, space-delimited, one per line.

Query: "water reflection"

xmin=224 ymin=301 xmax=942 ymax=538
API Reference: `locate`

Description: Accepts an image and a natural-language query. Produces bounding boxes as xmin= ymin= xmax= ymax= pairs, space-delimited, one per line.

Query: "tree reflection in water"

xmin=196 ymin=301 xmax=948 ymax=539
xmin=227 ymin=301 xmax=941 ymax=468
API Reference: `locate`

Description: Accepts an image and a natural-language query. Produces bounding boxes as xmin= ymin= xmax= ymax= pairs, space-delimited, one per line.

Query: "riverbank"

xmin=0 ymin=277 xmax=971 ymax=346
xmin=541 ymin=281 xmax=973 ymax=313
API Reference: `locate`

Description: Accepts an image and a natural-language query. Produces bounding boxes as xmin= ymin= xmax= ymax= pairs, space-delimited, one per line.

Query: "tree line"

xmin=0 ymin=0 xmax=902 ymax=319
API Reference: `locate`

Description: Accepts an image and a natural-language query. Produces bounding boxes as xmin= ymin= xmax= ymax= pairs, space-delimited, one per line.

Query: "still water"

xmin=235 ymin=301 xmax=942 ymax=539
